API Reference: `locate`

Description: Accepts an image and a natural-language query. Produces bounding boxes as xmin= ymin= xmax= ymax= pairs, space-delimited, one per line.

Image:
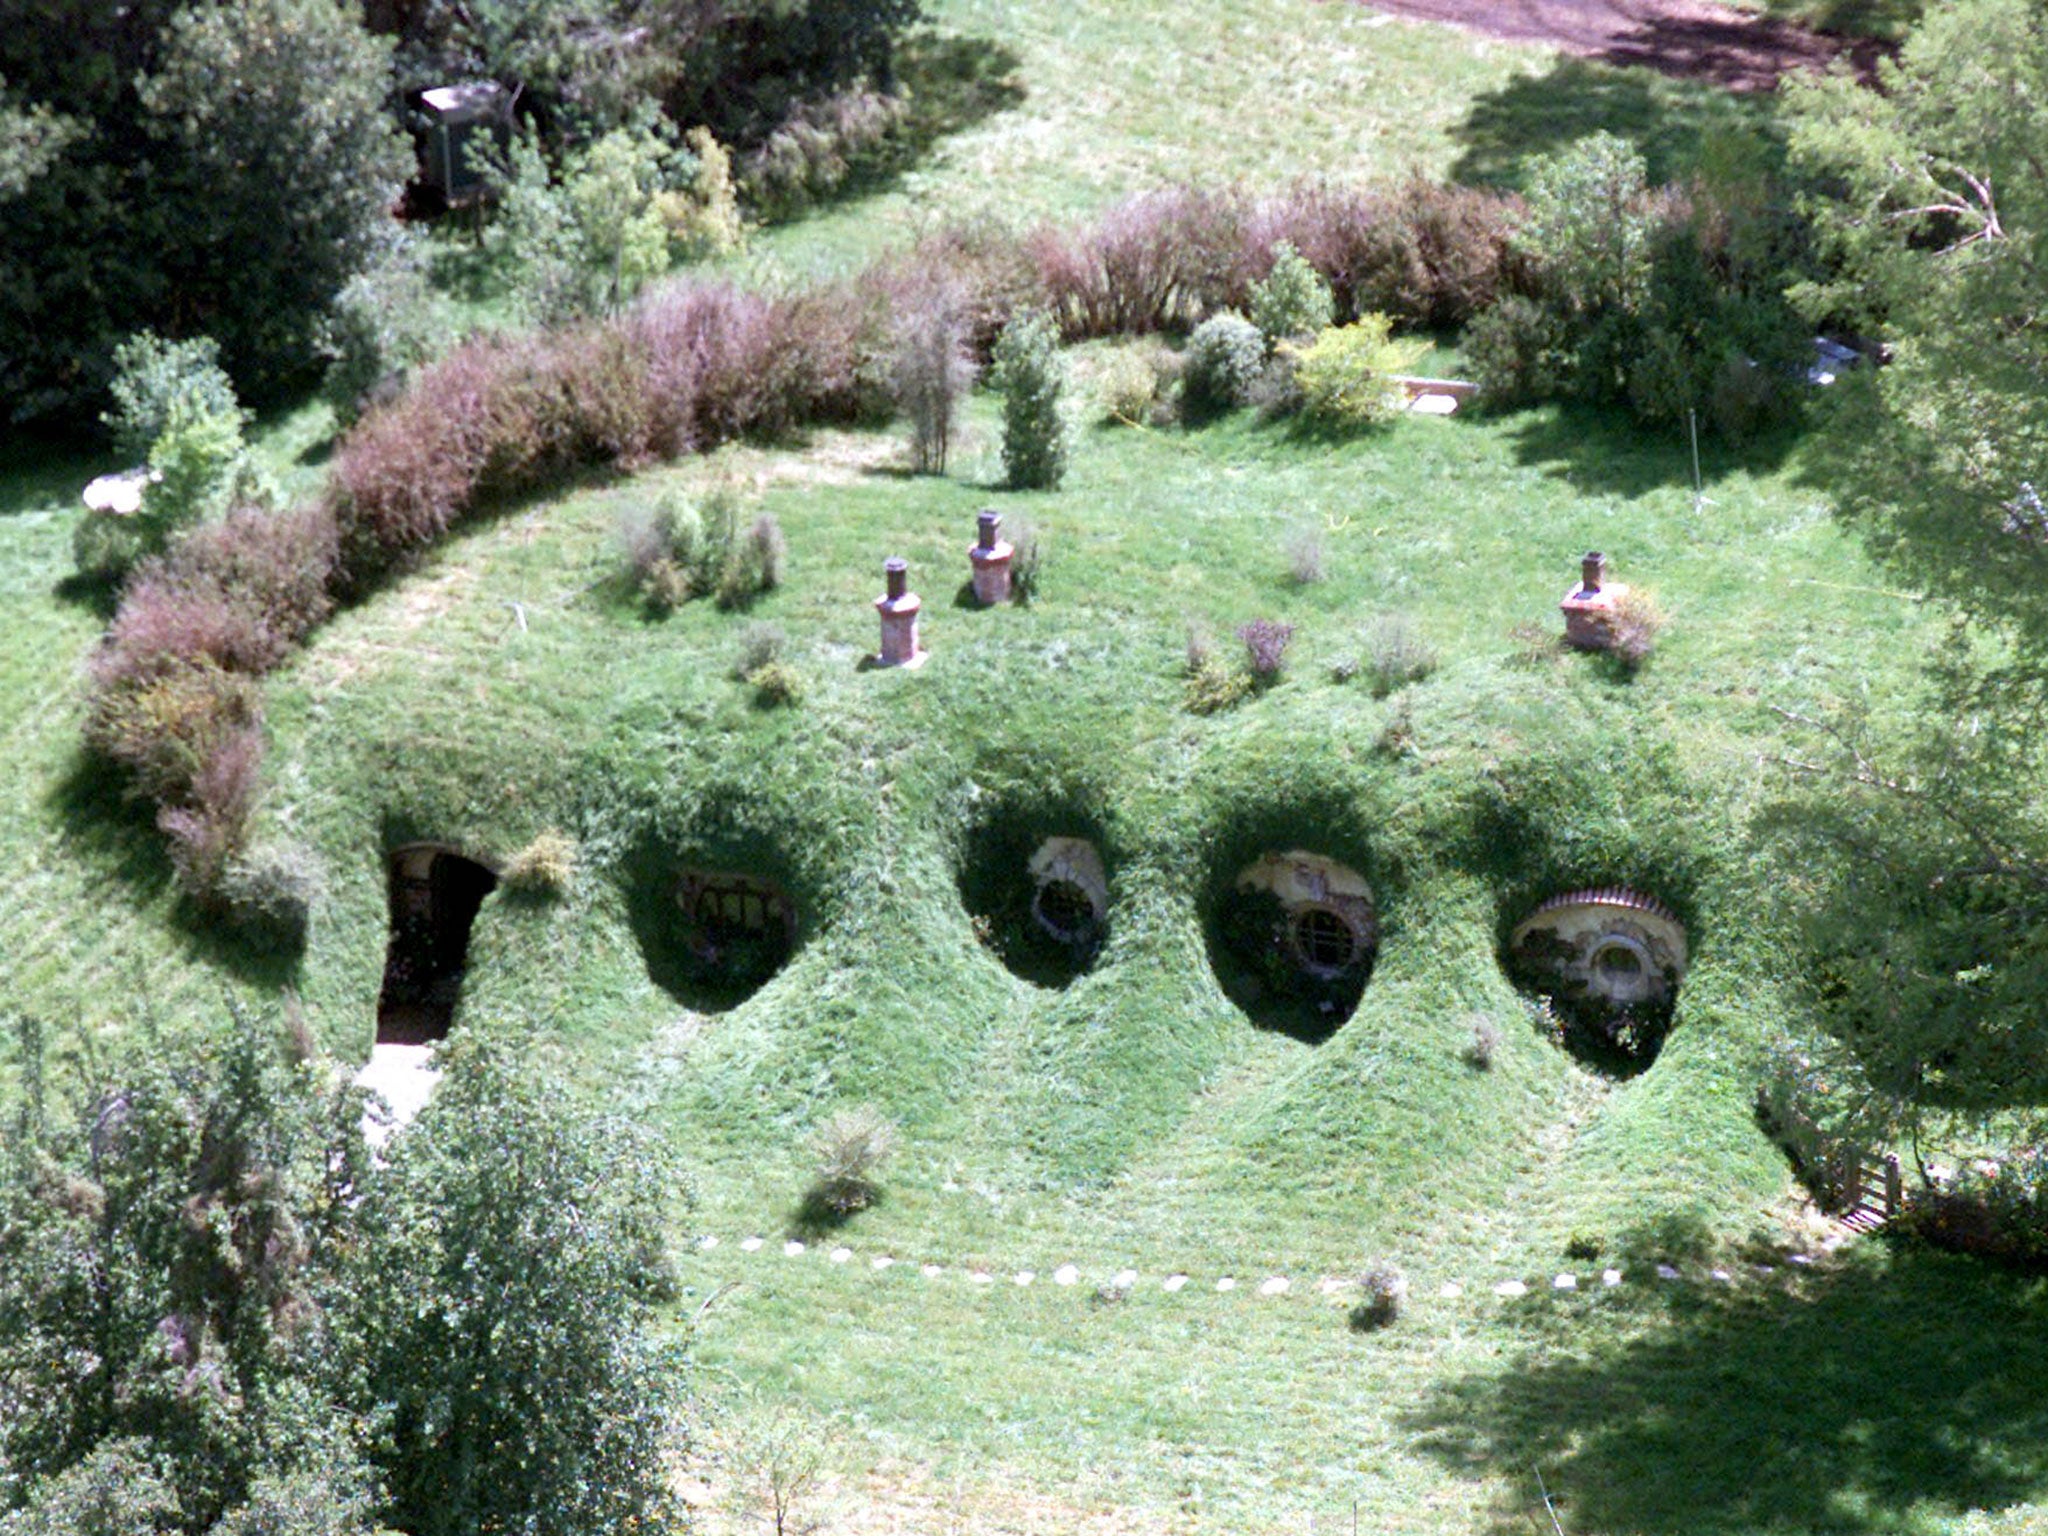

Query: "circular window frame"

xmin=1288 ymin=904 xmax=1363 ymax=979
xmin=1032 ymin=877 xmax=1101 ymax=946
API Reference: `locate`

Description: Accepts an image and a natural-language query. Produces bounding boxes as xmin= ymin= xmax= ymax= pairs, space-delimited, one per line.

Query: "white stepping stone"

xmin=1163 ymin=1274 xmax=1189 ymax=1293
xmin=1711 ymin=1268 xmax=1733 ymax=1283
xmin=1258 ymin=1277 xmax=1289 ymax=1297
xmin=696 ymin=1235 xmax=719 ymax=1250
xmin=1053 ymin=1264 xmax=1080 ymax=1287
xmin=355 ymin=1043 xmax=441 ymax=1148
xmin=1014 ymin=1271 xmax=1035 ymax=1286
xmin=1655 ymin=1263 xmax=1681 ymax=1280
xmin=783 ymin=1240 xmax=805 ymax=1257
xmin=829 ymin=1247 xmax=852 ymax=1264
xmin=1493 ymin=1280 xmax=1527 ymax=1298
xmin=1554 ymin=1273 xmax=1578 ymax=1291
xmin=1440 ymin=1282 xmax=1464 ymax=1299
xmin=970 ymin=1271 xmax=994 ymax=1285
xmin=1113 ymin=1269 xmax=1138 ymax=1289
xmin=1788 ymin=1253 xmax=1815 ymax=1266
xmin=871 ymin=1255 xmax=895 ymax=1271
xmin=1410 ymin=392 xmax=1459 ymax=416
xmin=920 ymin=1263 xmax=943 ymax=1278
xmin=1602 ymin=1268 xmax=1623 ymax=1287
xmin=741 ymin=1237 xmax=764 ymax=1253
xmin=1216 ymin=1277 xmax=1236 ymax=1293
xmin=1319 ymin=1276 xmax=1347 ymax=1295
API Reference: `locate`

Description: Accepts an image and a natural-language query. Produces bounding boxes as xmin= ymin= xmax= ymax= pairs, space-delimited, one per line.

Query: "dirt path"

xmin=1357 ymin=0 xmax=1889 ymax=91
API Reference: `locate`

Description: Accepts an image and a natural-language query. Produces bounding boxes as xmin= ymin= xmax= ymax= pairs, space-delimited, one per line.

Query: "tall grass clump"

xmin=804 ymin=1105 xmax=898 ymax=1222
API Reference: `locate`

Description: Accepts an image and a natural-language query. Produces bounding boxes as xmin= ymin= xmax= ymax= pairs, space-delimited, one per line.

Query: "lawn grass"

xmin=1 ymin=0 xmax=2042 ymax=1528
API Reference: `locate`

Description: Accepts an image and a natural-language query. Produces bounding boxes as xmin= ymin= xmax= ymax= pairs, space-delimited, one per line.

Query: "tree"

xmin=0 ymin=1014 xmax=689 ymax=1535
xmin=352 ymin=1035 xmax=686 ymax=1536
xmin=0 ymin=0 xmax=407 ymax=422
xmin=1785 ymin=0 xmax=2048 ymax=654
xmin=1766 ymin=0 xmax=2048 ymax=1154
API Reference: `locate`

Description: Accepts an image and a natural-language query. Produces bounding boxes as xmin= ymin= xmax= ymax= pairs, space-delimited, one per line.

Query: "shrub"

xmin=101 ymin=331 xmax=243 ymax=462
xmin=1097 ymin=348 xmax=1160 ymax=425
xmin=746 ymin=661 xmax=805 ymax=708
xmin=1185 ymin=657 xmax=1252 ymax=715
xmin=216 ymin=837 xmax=327 ymax=944
xmin=1181 ymin=311 xmax=1265 ymax=418
xmin=1285 ymin=524 xmax=1327 ymax=585
xmin=1360 ymin=612 xmax=1439 ymax=697
xmin=710 ymin=505 xmax=783 ymax=610
xmin=738 ymin=87 xmax=910 ymax=222
xmin=1249 ymin=240 xmax=1333 ymax=349
xmin=158 ymin=724 xmax=266 ymax=895
xmin=733 ymin=621 xmax=788 ymax=679
xmin=501 ymin=829 xmax=578 ymax=898
xmin=1289 ymin=315 xmax=1415 ymax=430
xmin=806 ymin=1105 xmax=898 ymax=1218
xmin=84 ymin=656 xmax=263 ymax=806
xmin=1464 ymin=294 xmax=1571 ymax=411
xmin=1237 ymin=618 xmax=1295 ymax=680
xmin=655 ymin=127 xmax=746 ymax=260
xmin=1350 ymin=1263 xmax=1406 ymax=1330
xmin=320 ymin=236 xmax=450 ymax=426
xmin=990 ymin=309 xmax=1067 ymax=490
xmin=890 ymin=278 xmax=975 ymax=475
xmin=1030 ymin=185 xmax=1255 ymax=340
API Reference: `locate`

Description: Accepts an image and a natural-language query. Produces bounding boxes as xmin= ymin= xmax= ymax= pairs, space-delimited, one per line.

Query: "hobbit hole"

xmin=1214 ymin=850 xmax=1378 ymax=1042
xmin=375 ymin=845 xmax=499 ymax=1044
xmin=676 ymin=868 xmax=796 ymax=983
xmin=957 ymin=806 xmax=1109 ymax=988
xmin=1508 ymin=887 xmax=1687 ymax=1073
xmin=1028 ymin=836 xmax=1108 ymax=950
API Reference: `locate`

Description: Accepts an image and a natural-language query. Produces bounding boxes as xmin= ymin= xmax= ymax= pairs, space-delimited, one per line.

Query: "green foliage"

xmin=1287 ymin=315 xmax=1415 ymax=430
xmin=1248 ymin=241 xmax=1333 ymax=349
xmin=890 ymin=281 xmax=974 ymax=475
xmin=1096 ymin=347 xmax=1160 ymax=425
xmin=0 ymin=1011 xmax=379 ymax=1529
xmin=492 ymin=126 xmax=672 ymax=321
xmin=101 ymin=332 xmax=242 ymax=464
xmin=805 ymin=1104 xmax=898 ymax=1217
xmin=655 ymin=126 xmax=746 ymax=260
xmin=1785 ymin=0 xmax=2048 ymax=654
xmin=1521 ymin=131 xmax=1657 ymax=320
xmin=355 ymin=1036 xmax=685 ymax=1536
xmin=319 ymin=237 xmax=452 ymax=427
xmin=0 ymin=0 xmax=406 ymax=419
xmin=990 ymin=308 xmax=1068 ymax=490
xmin=1181 ymin=311 xmax=1265 ymax=418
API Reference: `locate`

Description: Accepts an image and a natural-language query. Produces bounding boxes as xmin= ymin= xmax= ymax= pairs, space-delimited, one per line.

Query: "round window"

xmin=1033 ymin=878 xmax=1099 ymax=944
xmin=1290 ymin=906 xmax=1359 ymax=976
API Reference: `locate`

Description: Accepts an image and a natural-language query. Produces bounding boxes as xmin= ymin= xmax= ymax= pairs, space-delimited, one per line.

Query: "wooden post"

xmin=1884 ymin=1152 xmax=1902 ymax=1215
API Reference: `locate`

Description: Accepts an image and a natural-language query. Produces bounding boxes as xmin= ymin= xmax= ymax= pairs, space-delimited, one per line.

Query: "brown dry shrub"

xmin=84 ymin=657 xmax=263 ymax=806
xmin=1031 ymin=185 xmax=1256 ymax=340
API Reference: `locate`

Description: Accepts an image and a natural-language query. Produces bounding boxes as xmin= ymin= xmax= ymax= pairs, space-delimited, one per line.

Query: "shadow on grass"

xmin=1408 ymin=1248 xmax=2048 ymax=1536
xmin=0 ymin=432 xmax=101 ymax=520
xmin=1494 ymin=400 xmax=1802 ymax=497
xmin=47 ymin=749 xmax=304 ymax=988
xmin=1448 ymin=57 xmax=1777 ymax=191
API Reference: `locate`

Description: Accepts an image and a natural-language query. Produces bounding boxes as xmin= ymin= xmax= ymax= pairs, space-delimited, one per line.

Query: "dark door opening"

xmin=376 ymin=846 xmax=498 ymax=1044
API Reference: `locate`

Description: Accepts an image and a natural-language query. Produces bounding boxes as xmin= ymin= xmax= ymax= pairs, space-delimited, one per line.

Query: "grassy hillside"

xmin=2 ymin=1 xmax=2041 ymax=1531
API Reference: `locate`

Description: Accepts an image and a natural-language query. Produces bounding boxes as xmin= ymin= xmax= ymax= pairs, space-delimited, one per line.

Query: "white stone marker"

xmin=1655 ymin=1264 xmax=1681 ymax=1280
xmin=1163 ymin=1274 xmax=1189 ymax=1293
xmin=871 ymin=1255 xmax=895 ymax=1271
xmin=1494 ymin=1280 xmax=1528 ymax=1298
xmin=1554 ymin=1273 xmax=1578 ymax=1291
xmin=1440 ymin=1282 xmax=1464 ymax=1300
xmin=1216 ymin=1277 xmax=1236 ymax=1293
xmin=741 ymin=1237 xmax=764 ymax=1252
xmin=970 ymin=1271 xmax=993 ymax=1285
xmin=783 ymin=1240 xmax=805 ymax=1257
xmin=697 ymin=1235 xmax=719 ymax=1250
xmin=1113 ymin=1269 xmax=1138 ymax=1290
xmin=1014 ymin=1271 xmax=1035 ymax=1286
xmin=1053 ymin=1264 xmax=1080 ymax=1287
xmin=830 ymin=1247 xmax=852 ymax=1264
xmin=1258 ymin=1277 xmax=1289 ymax=1297
xmin=1602 ymin=1268 xmax=1623 ymax=1287
xmin=921 ymin=1263 xmax=943 ymax=1278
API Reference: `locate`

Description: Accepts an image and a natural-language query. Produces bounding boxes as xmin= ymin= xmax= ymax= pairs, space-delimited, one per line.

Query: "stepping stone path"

xmin=682 ymin=1233 xmax=1836 ymax=1309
